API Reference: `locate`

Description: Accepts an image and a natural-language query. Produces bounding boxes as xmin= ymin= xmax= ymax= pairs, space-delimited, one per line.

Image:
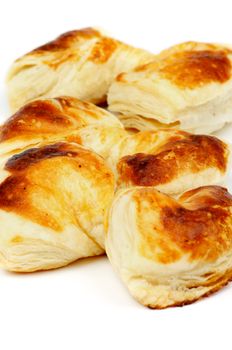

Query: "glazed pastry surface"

xmin=0 ymin=142 xmax=115 ymax=272
xmin=7 ymin=28 xmax=153 ymax=111
xmin=108 ymin=41 xmax=232 ymax=134
xmin=106 ymin=185 xmax=232 ymax=308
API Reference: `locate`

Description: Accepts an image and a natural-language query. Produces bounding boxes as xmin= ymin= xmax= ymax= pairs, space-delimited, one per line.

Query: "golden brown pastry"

xmin=108 ymin=41 xmax=232 ymax=134
xmin=0 ymin=96 xmax=125 ymax=162
xmin=0 ymin=142 xmax=115 ymax=272
xmin=106 ymin=185 xmax=232 ymax=309
xmin=75 ymin=125 xmax=126 ymax=160
xmin=111 ymin=129 xmax=231 ymax=195
xmin=7 ymin=28 xmax=153 ymax=111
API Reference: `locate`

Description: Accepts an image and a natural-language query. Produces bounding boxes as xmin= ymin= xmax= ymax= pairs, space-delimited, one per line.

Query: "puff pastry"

xmin=106 ymin=186 xmax=232 ymax=308
xmin=108 ymin=41 xmax=232 ymax=133
xmin=0 ymin=96 xmax=125 ymax=162
xmin=7 ymin=27 xmax=153 ymax=111
xmin=111 ymin=129 xmax=231 ymax=195
xmin=0 ymin=142 xmax=115 ymax=272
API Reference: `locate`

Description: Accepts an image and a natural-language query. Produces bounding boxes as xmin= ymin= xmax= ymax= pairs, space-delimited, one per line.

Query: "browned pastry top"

xmin=0 ymin=142 xmax=114 ymax=231
xmin=130 ymin=41 xmax=232 ymax=89
xmin=133 ymin=186 xmax=232 ymax=264
xmin=0 ymin=96 xmax=119 ymax=145
xmin=117 ymin=134 xmax=228 ymax=186
xmin=29 ymin=28 xmax=119 ymax=67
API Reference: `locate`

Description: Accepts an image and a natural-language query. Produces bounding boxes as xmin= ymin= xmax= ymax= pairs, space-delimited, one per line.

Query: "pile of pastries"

xmin=1 ymin=27 xmax=232 ymax=309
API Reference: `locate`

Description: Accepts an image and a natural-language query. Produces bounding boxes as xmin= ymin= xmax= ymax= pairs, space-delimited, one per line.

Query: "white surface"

xmin=1 ymin=1 xmax=232 ymax=349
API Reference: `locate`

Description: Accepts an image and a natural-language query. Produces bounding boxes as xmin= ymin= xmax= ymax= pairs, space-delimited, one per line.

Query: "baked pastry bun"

xmin=108 ymin=41 xmax=232 ymax=134
xmin=106 ymin=186 xmax=232 ymax=309
xmin=7 ymin=27 xmax=153 ymax=111
xmin=0 ymin=142 xmax=115 ymax=272
xmin=0 ymin=96 xmax=125 ymax=162
xmin=112 ymin=129 xmax=231 ymax=195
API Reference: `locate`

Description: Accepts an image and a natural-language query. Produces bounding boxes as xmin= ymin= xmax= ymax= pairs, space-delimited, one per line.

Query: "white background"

xmin=0 ymin=1 xmax=232 ymax=349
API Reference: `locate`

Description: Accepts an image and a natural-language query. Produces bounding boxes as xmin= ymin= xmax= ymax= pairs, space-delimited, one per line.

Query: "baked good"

xmin=111 ymin=129 xmax=231 ymax=195
xmin=106 ymin=185 xmax=232 ymax=308
xmin=108 ymin=41 xmax=232 ymax=133
xmin=75 ymin=125 xmax=126 ymax=161
xmin=0 ymin=142 xmax=115 ymax=272
xmin=7 ymin=28 xmax=153 ymax=111
xmin=0 ymin=96 xmax=125 ymax=162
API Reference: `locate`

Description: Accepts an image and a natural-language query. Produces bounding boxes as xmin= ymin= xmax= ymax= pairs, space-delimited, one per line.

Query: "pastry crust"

xmin=0 ymin=96 xmax=125 ymax=162
xmin=0 ymin=142 xmax=115 ymax=272
xmin=106 ymin=186 xmax=232 ymax=308
xmin=111 ymin=129 xmax=231 ymax=195
xmin=117 ymin=113 xmax=226 ymax=134
xmin=7 ymin=28 xmax=153 ymax=111
xmin=108 ymin=41 xmax=232 ymax=133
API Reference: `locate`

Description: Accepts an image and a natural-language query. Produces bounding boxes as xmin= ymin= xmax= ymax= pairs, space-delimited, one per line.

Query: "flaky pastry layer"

xmin=106 ymin=186 xmax=232 ymax=308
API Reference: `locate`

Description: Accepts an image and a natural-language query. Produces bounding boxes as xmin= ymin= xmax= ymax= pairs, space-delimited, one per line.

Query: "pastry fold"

xmin=0 ymin=96 xmax=126 ymax=162
xmin=0 ymin=142 xmax=115 ymax=272
xmin=111 ymin=129 xmax=231 ymax=195
xmin=106 ymin=186 xmax=232 ymax=308
xmin=108 ymin=41 xmax=232 ymax=133
xmin=7 ymin=28 xmax=153 ymax=111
